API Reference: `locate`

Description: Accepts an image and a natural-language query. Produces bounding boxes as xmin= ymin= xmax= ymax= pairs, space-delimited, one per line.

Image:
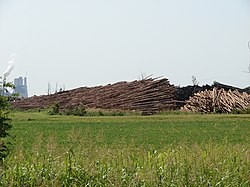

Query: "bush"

xmin=47 ymin=103 xmax=61 ymax=115
xmin=64 ymin=106 xmax=86 ymax=116
xmin=231 ymin=107 xmax=250 ymax=114
xmin=0 ymin=82 xmax=14 ymax=160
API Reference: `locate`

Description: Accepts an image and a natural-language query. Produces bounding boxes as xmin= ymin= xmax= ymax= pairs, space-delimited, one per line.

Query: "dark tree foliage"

xmin=0 ymin=80 xmax=14 ymax=160
xmin=0 ymin=96 xmax=11 ymax=136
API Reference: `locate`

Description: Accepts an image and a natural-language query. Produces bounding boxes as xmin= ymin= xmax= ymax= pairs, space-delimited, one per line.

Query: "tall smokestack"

xmin=24 ymin=77 xmax=27 ymax=86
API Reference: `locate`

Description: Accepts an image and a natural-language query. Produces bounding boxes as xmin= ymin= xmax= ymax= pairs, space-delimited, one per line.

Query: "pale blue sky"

xmin=0 ymin=0 xmax=250 ymax=96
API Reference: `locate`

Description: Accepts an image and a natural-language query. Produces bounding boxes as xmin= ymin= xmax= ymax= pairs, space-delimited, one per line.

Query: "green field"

xmin=1 ymin=112 xmax=249 ymax=186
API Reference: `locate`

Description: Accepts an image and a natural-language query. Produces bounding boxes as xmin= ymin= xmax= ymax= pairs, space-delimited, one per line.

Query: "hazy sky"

xmin=0 ymin=0 xmax=250 ymax=96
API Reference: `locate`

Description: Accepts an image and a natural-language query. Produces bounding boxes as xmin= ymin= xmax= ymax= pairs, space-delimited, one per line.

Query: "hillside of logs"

xmin=12 ymin=78 xmax=250 ymax=115
xmin=12 ymin=78 xmax=177 ymax=115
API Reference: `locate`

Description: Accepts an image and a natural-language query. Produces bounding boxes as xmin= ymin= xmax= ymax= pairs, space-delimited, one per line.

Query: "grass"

xmin=0 ymin=112 xmax=249 ymax=186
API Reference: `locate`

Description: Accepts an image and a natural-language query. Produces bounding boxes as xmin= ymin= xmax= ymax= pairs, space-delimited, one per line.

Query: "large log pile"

xmin=181 ymin=88 xmax=250 ymax=113
xmin=12 ymin=78 xmax=176 ymax=115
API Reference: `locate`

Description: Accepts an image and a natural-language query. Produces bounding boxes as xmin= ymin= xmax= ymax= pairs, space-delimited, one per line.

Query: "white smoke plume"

xmin=3 ymin=54 xmax=15 ymax=79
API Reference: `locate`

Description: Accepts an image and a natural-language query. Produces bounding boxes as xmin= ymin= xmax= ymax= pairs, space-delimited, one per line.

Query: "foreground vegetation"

xmin=0 ymin=112 xmax=249 ymax=186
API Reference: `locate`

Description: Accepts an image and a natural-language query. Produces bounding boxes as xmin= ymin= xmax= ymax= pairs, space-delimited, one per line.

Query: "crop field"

xmin=0 ymin=112 xmax=249 ymax=186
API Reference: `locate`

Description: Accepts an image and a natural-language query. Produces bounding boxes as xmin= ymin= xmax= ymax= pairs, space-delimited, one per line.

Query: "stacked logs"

xmin=181 ymin=88 xmax=250 ymax=113
xmin=12 ymin=78 xmax=176 ymax=115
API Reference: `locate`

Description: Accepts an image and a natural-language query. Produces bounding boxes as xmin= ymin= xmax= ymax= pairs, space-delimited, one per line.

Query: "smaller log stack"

xmin=181 ymin=88 xmax=250 ymax=113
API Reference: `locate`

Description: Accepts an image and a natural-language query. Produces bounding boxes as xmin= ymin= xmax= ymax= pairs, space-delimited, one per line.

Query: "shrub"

xmin=64 ymin=106 xmax=86 ymax=116
xmin=231 ymin=106 xmax=250 ymax=114
xmin=0 ymin=81 xmax=14 ymax=161
xmin=47 ymin=103 xmax=61 ymax=115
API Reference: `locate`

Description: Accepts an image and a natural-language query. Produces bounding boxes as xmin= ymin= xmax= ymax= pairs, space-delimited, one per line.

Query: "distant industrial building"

xmin=14 ymin=77 xmax=28 ymax=98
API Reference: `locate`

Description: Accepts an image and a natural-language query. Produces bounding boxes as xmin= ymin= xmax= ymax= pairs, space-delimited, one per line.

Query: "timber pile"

xmin=12 ymin=78 xmax=176 ymax=115
xmin=176 ymin=82 xmax=250 ymax=108
xmin=181 ymin=88 xmax=250 ymax=113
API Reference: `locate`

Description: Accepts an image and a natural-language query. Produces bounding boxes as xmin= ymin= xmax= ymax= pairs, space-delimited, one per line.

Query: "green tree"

xmin=0 ymin=78 xmax=14 ymax=160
